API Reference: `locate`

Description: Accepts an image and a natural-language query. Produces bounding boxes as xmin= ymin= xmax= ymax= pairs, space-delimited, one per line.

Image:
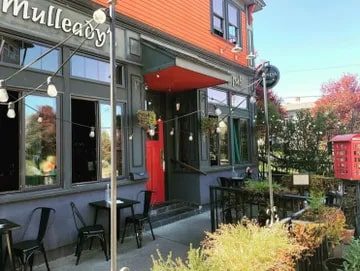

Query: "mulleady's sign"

xmin=0 ymin=0 xmax=109 ymax=49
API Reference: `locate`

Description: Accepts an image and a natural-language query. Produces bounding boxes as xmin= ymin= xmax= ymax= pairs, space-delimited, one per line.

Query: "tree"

xmin=313 ymin=74 xmax=360 ymax=135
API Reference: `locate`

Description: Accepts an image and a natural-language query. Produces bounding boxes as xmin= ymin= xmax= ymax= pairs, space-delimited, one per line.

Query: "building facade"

xmin=0 ymin=0 xmax=264 ymax=259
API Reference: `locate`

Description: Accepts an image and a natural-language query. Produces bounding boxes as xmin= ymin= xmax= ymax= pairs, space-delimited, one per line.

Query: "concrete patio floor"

xmin=33 ymin=211 xmax=211 ymax=271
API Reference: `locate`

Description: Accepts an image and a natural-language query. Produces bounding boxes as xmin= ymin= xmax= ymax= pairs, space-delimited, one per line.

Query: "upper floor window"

xmin=208 ymin=88 xmax=228 ymax=106
xmin=231 ymin=94 xmax=248 ymax=109
xmin=70 ymin=53 xmax=125 ymax=86
xmin=0 ymin=34 xmax=60 ymax=73
xmin=212 ymin=0 xmax=241 ymax=45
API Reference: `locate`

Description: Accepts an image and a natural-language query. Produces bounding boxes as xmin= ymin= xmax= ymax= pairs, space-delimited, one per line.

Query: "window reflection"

xmin=25 ymin=95 xmax=57 ymax=187
xmin=0 ymin=35 xmax=59 ymax=72
xmin=208 ymin=88 xmax=228 ymax=105
xmin=231 ymin=94 xmax=247 ymax=109
xmin=71 ymin=54 xmax=110 ymax=83
xmin=210 ymin=117 xmax=229 ymax=166
xmin=100 ymin=103 xmax=123 ymax=178
xmin=233 ymin=118 xmax=249 ymax=163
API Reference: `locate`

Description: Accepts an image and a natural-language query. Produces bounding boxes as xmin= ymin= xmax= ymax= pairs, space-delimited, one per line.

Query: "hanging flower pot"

xmin=136 ymin=110 xmax=157 ymax=131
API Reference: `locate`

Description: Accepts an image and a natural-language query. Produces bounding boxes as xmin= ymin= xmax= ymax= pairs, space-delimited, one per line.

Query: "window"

xmin=208 ymin=88 xmax=228 ymax=106
xmin=100 ymin=103 xmax=123 ymax=178
xmin=0 ymin=35 xmax=60 ymax=72
xmin=25 ymin=96 xmax=58 ymax=187
xmin=231 ymin=94 xmax=248 ymax=109
xmin=0 ymin=92 xmax=59 ymax=193
xmin=233 ymin=119 xmax=249 ymax=163
xmin=227 ymin=3 xmax=239 ymax=44
xmin=72 ymin=98 xmax=124 ymax=183
xmin=212 ymin=0 xmax=224 ymax=37
xmin=70 ymin=53 xmax=125 ymax=85
xmin=209 ymin=116 xmax=229 ymax=166
xmin=212 ymin=0 xmax=241 ymax=45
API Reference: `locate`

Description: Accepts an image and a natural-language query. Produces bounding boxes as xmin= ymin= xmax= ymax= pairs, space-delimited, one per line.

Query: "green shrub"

xmin=343 ymin=238 xmax=360 ymax=271
xmin=152 ymin=222 xmax=305 ymax=271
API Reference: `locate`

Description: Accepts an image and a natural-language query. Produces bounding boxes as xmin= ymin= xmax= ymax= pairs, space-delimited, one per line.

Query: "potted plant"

xmin=136 ymin=110 xmax=157 ymax=133
xmin=342 ymin=238 xmax=360 ymax=270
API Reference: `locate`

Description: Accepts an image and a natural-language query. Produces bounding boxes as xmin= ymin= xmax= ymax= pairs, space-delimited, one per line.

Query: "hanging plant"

xmin=136 ymin=110 xmax=157 ymax=130
xmin=200 ymin=117 xmax=218 ymax=134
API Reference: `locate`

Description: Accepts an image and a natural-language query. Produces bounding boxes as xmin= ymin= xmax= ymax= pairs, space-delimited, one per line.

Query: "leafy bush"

xmin=152 ymin=222 xmax=305 ymax=271
xmin=244 ymin=180 xmax=284 ymax=193
xmin=343 ymin=238 xmax=360 ymax=271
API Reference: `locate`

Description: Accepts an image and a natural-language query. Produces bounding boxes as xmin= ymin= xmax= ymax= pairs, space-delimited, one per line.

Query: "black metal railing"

xmin=209 ymin=185 xmax=307 ymax=232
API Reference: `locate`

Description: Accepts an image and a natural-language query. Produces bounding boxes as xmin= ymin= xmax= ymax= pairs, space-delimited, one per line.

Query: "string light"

xmin=176 ymin=102 xmax=181 ymax=111
xmin=148 ymin=128 xmax=155 ymax=136
xmin=216 ymin=126 xmax=221 ymax=133
xmin=128 ymin=134 xmax=133 ymax=140
xmin=37 ymin=115 xmax=43 ymax=123
xmin=93 ymin=8 xmax=107 ymax=24
xmin=46 ymin=77 xmax=58 ymax=97
xmin=250 ymin=96 xmax=256 ymax=104
xmin=0 ymin=80 xmax=8 ymax=102
xmin=215 ymin=107 xmax=222 ymax=116
xmin=89 ymin=127 xmax=95 ymax=138
xmin=188 ymin=132 xmax=193 ymax=141
xmin=170 ymin=128 xmax=175 ymax=136
xmin=7 ymin=102 xmax=15 ymax=118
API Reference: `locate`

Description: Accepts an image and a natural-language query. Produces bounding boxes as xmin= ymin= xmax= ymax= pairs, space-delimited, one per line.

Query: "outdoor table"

xmin=0 ymin=219 xmax=20 ymax=271
xmin=89 ymin=198 xmax=140 ymax=250
xmin=230 ymin=176 xmax=244 ymax=187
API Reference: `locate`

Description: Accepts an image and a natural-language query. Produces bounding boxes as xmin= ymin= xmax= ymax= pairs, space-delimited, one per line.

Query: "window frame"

xmin=71 ymin=96 xmax=126 ymax=185
xmin=211 ymin=0 xmax=242 ymax=46
xmin=0 ymin=32 xmax=62 ymax=75
xmin=233 ymin=118 xmax=250 ymax=164
xmin=0 ymin=89 xmax=62 ymax=195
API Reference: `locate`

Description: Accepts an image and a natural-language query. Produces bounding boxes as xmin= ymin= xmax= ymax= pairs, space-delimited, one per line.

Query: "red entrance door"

xmin=146 ymin=119 xmax=165 ymax=204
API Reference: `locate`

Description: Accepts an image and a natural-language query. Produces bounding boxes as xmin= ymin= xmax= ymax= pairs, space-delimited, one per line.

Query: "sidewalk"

xmin=34 ymin=211 xmax=211 ymax=271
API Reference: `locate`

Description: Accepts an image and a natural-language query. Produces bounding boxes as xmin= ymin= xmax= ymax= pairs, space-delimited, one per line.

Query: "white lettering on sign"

xmin=2 ymin=0 xmax=109 ymax=48
xmin=232 ymin=75 xmax=243 ymax=87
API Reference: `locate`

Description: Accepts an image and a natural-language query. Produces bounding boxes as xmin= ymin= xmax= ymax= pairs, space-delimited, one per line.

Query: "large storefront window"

xmin=209 ymin=116 xmax=229 ymax=166
xmin=72 ymin=98 xmax=124 ymax=183
xmin=233 ymin=118 xmax=250 ymax=163
xmin=25 ymin=96 xmax=58 ymax=187
xmin=0 ymin=92 xmax=59 ymax=193
xmin=0 ymin=35 xmax=60 ymax=72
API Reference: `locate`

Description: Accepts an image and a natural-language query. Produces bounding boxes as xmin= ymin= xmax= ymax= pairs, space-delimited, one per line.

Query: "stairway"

xmin=149 ymin=200 xmax=201 ymax=229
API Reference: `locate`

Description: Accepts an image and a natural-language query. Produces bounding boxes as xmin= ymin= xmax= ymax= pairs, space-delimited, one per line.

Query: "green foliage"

xmin=136 ymin=110 xmax=157 ymax=130
xmin=200 ymin=117 xmax=218 ymax=134
xmin=244 ymin=180 xmax=284 ymax=193
xmin=307 ymin=190 xmax=326 ymax=213
xmin=152 ymin=223 xmax=304 ymax=271
xmin=343 ymin=238 xmax=360 ymax=271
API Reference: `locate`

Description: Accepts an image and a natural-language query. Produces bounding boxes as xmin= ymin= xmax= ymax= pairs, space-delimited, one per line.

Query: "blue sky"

xmin=253 ymin=0 xmax=360 ymax=101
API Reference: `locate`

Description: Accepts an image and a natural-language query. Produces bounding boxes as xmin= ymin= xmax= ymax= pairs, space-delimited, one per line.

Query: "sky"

xmin=253 ymin=0 xmax=360 ymax=102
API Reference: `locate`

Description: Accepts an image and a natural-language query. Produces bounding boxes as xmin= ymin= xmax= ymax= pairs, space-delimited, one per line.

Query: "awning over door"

xmin=141 ymin=37 xmax=229 ymax=92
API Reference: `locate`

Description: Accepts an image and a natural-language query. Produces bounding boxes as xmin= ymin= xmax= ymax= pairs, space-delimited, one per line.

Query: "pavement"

xmin=33 ymin=211 xmax=211 ymax=271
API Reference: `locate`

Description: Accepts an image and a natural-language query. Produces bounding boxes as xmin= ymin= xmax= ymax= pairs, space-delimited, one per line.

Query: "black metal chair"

xmin=11 ymin=207 xmax=55 ymax=271
xmin=120 ymin=190 xmax=155 ymax=248
xmin=70 ymin=202 xmax=108 ymax=265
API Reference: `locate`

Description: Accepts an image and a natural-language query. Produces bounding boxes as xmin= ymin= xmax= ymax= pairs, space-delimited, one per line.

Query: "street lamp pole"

xmin=262 ymin=70 xmax=275 ymax=225
xmin=109 ymin=1 xmax=118 ymax=270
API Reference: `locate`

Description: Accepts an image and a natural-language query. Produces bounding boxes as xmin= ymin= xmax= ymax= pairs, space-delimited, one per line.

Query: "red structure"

xmin=331 ymin=134 xmax=360 ymax=180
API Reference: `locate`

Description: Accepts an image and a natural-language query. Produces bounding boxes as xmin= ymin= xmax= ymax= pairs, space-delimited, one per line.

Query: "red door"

xmin=146 ymin=119 xmax=165 ymax=204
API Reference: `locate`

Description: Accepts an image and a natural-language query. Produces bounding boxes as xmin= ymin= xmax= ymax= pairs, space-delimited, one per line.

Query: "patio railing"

xmin=209 ymin=185 xmax=307 ymax=232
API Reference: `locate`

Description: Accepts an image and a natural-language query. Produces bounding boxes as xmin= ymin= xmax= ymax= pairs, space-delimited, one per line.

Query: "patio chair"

xmin=120 ymin=190 xmax=155 ymax=248
xmin=10 ymin=207 xmax=55 ymax=271
xmin=70 ymin=202 xmax=108 ymax=265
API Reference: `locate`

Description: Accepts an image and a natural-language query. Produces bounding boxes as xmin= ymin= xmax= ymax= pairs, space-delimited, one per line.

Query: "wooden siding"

xmin=94 ymin=0 xmax=249 ymax=67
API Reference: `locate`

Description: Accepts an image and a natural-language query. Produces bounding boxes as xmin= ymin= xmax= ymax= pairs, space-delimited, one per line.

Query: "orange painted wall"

xmin=94 ymin=0 xmax=249 ymax=67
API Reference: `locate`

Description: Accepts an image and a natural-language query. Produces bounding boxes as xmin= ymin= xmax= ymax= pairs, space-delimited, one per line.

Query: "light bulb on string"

xmin=216 ymin=126 xmax=221 ymax=133
xmin=93 ymin=8 xmax=107 ymax=24
xmin=250 ymin=96 xmax=256 ymax=104
xmin=148 ymin=128 xmax=155 ymax=137
xmin=170 ymin=128 xmax=174 ymax=136
xmin=37 ymin=115 xmax=43 ymax=123
xmin=176 ymin=102 xmax=181 ymax=111
xmin=7 ymin=102 xmax=15 ymax=118
xmin=215 ymin=107 xmax=222 ymax=116
xmin=47 ymin=77 xmax=58 ymax=97
xmin=0 ymin=80 xmax=9 ymax=103
xmin=89 ymin=127 xmax=95 ymax=138
xmin=128 ymin=134 xmax=133 ymax=140
xmin=144 ymin=84 xmax=149 ymax=91
xmin=188 ymin=132 xmax=193 ymax=141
